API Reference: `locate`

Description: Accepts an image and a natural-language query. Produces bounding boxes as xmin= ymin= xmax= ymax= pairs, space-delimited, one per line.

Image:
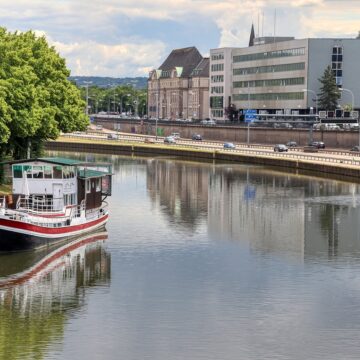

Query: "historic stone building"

xmin=148 ymin=47 xmax=209 ymax=120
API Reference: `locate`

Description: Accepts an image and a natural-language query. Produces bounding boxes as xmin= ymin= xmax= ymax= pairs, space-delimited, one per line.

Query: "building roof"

xmin=190 ymin=57 xmax=209 ymax=77
xmin=159 ymin=47 xmax=203 ymax=78
xmin=6 ymin=157 xmax=82 ymax=166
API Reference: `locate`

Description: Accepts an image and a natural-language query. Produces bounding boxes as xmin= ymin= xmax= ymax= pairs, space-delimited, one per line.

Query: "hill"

xmin=69 ymin=76 xmax=148 ymax=89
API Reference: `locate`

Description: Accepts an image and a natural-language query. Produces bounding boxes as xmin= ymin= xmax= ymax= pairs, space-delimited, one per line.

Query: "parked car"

xmin=207 ymin=119 xmax=216 ymax=126
xmin=164 ymin=136 xmax=176 ymax=144
xmin=286 ymin=141 xmax=297 ymax=147
xmin=144 ymin=137 xmax=155 ymax=144
xmin=223 ymin=142 xmax=236 ymax=149
xmin=107 ymin=133 xmax=118 ymax=140
xmin=350 ymin=146 xmax=360 ymax=152
xmin=192 ymin=134 xmax=202 ymax=141
xmin=96 ymin=125 xmax=103 ymax=130
xmin=274 ymin=144 xmax=288 ymax=152
xmin=309 ymin=141 xmax=325 ymax=149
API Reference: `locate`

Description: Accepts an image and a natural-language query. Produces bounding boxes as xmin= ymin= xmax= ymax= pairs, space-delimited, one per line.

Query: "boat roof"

xmin=77 ymin=169 xmax=110 ymax=179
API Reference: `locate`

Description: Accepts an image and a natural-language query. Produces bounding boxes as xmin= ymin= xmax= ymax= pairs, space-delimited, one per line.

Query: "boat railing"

xmin=16 ymin=195 xmax=65 ymax=214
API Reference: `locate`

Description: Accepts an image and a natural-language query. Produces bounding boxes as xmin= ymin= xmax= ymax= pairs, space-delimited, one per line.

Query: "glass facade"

xmin=210 ymin=96 xmax=224 ymax=108
xmin=233 ymin=77 xmax=305 ymax=88
xmin=233 ymin=62 xmax=305 ymax=76
xmin=233 ymin=47 xmax=305 ymax=62
xmin=234 ymin=92 xmax=304 ymax=101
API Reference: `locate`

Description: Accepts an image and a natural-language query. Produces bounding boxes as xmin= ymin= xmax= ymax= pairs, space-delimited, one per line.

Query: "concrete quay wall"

xmin=46 ymin=139 xmax=360 ymax=181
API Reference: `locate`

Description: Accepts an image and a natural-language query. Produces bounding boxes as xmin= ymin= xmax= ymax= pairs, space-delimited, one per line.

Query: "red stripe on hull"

xmin=0 ymin=214 xmax=108 ymax=237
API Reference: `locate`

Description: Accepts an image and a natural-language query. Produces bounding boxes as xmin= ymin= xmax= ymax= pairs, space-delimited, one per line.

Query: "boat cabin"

xmin=8 ymin=157 xmax=112 ymax=212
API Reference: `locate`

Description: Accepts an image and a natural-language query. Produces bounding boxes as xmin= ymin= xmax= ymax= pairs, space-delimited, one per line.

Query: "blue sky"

xmin=0 ymin=0 xmax=358 ymax=77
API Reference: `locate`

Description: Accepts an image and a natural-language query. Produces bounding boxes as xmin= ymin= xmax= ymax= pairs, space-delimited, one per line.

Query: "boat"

xmin=0 ymin=157 xmax=112 ymax=251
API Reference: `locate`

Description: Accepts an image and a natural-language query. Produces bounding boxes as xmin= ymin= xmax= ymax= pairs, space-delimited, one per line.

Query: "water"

xmin=2 ymin=154 xmax=360 ymax=359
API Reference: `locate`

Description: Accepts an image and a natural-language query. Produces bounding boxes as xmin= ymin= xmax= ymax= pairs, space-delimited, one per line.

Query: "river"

xmin=1 ymin=153 xmax=360 ymax=359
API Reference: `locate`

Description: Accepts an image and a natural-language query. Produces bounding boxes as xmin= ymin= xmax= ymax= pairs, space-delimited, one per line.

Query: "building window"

xmin=211 ymin=53 xmax=224 ymax=61
xmin=233 ymin=77 xmax=305 ymax=88
xmin=233 ymin=92 xmax=304 ymax=101
xmin=211 ymin=109 xmax=223 ymax=117
xmin=211 ymin=63 xmax=224 ymax=72
xmin=211 ymin=86 xmax=224 ymax=94
xmin=233 ymin=47 xmax=305 ymax=62
xmin=210 ymin=96 xmax=224 ymax=108
xmin=233 ymin=62 xmax=305 ymax=76
xmin=211 ymin=75 xmax=224 ymax=83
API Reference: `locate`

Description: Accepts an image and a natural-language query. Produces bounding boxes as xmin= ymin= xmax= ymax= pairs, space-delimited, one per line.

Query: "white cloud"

xmin=0 ymin=0 xmax=358 ymax=76
xmin=48 ymin=35 xmax=167 ymax=77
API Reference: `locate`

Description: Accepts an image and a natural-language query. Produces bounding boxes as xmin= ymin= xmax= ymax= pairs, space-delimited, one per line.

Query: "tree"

xmin=0 ymin=28 xmax=88 ymax=160
xmin=317 ymin=65 xmax=341 ymax=111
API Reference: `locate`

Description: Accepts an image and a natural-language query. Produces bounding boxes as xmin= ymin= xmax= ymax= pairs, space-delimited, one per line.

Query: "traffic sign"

xmin=245 ymin=109 xmax=257 ymax=123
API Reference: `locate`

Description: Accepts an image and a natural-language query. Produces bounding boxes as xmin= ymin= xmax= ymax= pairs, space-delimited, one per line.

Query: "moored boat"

xmin=0 ymin=157 xmax=112 ymax=251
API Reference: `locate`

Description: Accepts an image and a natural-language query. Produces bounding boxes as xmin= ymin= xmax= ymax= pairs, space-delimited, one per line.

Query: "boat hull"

xmin=0 ymin=213 xmax=109 ymax=251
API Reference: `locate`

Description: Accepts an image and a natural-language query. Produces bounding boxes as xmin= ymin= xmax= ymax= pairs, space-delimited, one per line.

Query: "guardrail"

xmin=61 ymin=134 xmax=360 ymax=167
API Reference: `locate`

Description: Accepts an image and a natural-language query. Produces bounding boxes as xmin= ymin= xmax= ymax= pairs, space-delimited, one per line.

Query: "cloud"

xmin=48 ymin=35 xmax=167 ymax=77
xmin=0 ymin=0 xmax=358 ymax=76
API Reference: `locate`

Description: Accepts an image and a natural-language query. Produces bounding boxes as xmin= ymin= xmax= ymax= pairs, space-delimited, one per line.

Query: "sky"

xmin=0 ymin=0 xmax=359 ymax=78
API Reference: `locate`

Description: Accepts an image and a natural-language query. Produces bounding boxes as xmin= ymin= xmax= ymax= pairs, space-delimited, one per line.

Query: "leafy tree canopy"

xmin=317 ymin=65 xmax=341 ymax=111
xmin=0 ymin=28 xmax=88 ymax=159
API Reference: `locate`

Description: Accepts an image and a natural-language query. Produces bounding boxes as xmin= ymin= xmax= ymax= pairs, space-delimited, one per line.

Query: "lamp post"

xmin=113 ymin=90 xmax=118 ymax=113
xmin=340 ymin=87 xmax=357 ymax=148
xmin=83 ymin=81 xmax=92 ymax=116
xmin=302 ymin=89 xmax=318 ymax=115
xmin=120 ymin=94 xmax=131 ymax=115
xmin=339 ymin=87 xmax=355 ymax=111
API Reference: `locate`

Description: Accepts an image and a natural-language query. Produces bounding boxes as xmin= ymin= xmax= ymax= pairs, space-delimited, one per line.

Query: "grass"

xmin=0 ymin=183 xmax=11 ymax=195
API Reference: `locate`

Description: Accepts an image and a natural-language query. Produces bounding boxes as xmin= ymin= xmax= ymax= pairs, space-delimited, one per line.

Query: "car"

xmin=171 ymin=132 xmax=180 ymax=139
xmin=350 ymin=146 xmax=360 ymax=152
xmin=201 ymin=120 xmax=208 ymax=125
xmin=207 ymin=119 xmax=216 ymax=126
xmin=164 ymin=136 xmax=176 ymax=144
xmin=309 ymin=141 xmax=325 ymax=149
xmin=107 ymin=133 xmax=118 ymax=140
xmin=286 ymin=141 xmax=297 ymax=147
xmin=192 ymin=134 xmax=202 ymax=141
xmin=274 ymin=144 xmax=288 ymax=152
xmin=95 ymin=125 xmax=103 ymax=130
xmin=223 ymin=142 xmax=235 ymax=149
xmin=144 ymin=137 xmax=155 ymax=144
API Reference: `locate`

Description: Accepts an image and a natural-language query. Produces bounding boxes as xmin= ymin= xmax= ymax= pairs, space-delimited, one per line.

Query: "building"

xmin=209 ymin=31 xmax=360 ymax=121
xmin=148 ymin=47 xmax=209 ymax=120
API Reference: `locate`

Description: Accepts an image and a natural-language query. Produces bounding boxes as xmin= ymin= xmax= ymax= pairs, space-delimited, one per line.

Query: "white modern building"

xmin=209 ymin=32 xmax=360 ymax=121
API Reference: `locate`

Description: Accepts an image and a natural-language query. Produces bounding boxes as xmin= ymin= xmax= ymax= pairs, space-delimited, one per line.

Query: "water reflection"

xmin=145 ymin=160 xmax=360 ymax=260
xmin=0 ymin=231 xmax=111 ymax=360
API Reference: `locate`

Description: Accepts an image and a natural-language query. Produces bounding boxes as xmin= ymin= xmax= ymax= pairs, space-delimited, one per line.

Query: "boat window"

xmin=33 ymin=166 xmax=44 ymax=179
xmin=24 ymin=165 xmax=32 ymax=178
xmin=63 ymin=167 xmax=70 ymax=179
xmin=96 ymin=178 xmax=101 ymax=191
xmin=86 ymin=179 xmax=91 ymax=193
xmin=44 ymin=166 xmax=52 ymax=179
xmin=53 ymin=166 xmax=62 ymax=179
xmin=13 ymin=165 xmax=23 ymax=178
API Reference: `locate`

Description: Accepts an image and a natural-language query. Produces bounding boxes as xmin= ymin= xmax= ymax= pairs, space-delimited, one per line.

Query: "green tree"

xmin=0 ymin=28 xmax=88 ymax=160
xmin=318 ymin=65 xmax=341 ymax=111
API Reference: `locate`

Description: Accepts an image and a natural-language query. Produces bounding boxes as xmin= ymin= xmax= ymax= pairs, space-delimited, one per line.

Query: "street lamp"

xmin=339 ymin=87 xmax=355 ymax=111
xmin=83 ymin=81 xmax=92 ymax=116
xmin=302 ymin=89 xmax=318 ymax=115
xmin=120 ymin=94 xmax=131 ymax=115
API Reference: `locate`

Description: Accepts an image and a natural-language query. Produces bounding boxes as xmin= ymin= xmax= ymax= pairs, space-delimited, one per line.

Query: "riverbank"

xmin=46 ymin=136 xmax=360 ymax=181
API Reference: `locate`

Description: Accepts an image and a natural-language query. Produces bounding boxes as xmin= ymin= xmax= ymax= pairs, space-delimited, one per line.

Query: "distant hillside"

xmin=69 ymin=76 xmax=148 ymax=89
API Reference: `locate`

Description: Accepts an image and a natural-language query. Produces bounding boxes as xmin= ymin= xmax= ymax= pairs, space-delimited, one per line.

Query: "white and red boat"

xmin=0 ymin=157 xmax=112 ymax=251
